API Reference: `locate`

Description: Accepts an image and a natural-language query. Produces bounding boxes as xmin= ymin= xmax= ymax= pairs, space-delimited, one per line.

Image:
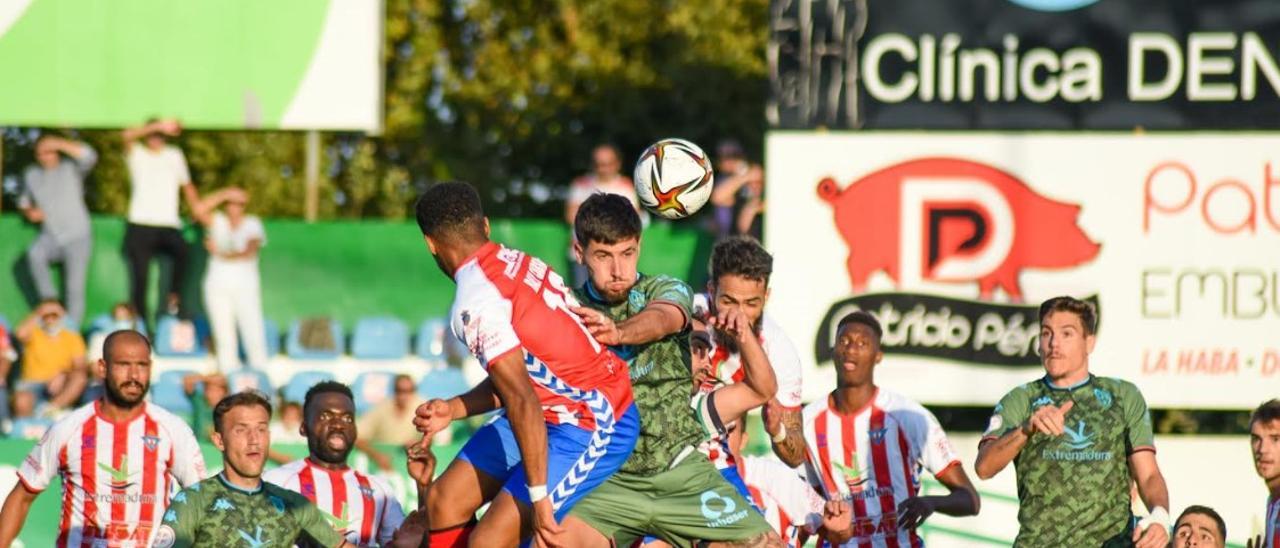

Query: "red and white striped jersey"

xmin=450 ymin=242 xmax=633 ymax=430
xmin=262 ymin=458 xmax=405 ymax=547
xmin=1265 ymin=495 xmax=1279 ymax=548
xmin=692 ymin=302 xmax=804 ymax=470
xmin=16 ymin=400 xmax=206 ymax=547
xmin=741 ymin=455 xmax=824 ymax=548
xmin=801 ymin=388 xmax=960 ymax=548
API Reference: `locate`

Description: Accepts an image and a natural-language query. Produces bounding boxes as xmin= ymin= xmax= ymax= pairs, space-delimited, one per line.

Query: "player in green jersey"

xmin=561 ymin=194 xmax=777 ymax=547
xmin=975 ymin=296 xmax=1170 ymax=548
xmin=154 ymin=391 xmax=351 ymax=548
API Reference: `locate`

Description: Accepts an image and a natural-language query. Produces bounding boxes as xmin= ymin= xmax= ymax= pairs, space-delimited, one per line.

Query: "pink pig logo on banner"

xmin=817 ymin=157 xmax=1101 ymax=301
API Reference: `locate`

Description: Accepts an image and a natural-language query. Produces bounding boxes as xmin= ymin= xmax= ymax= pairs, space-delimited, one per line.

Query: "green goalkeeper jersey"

xmin=576 ymin=273 xmax=705 ymax=475
xmin=154 ymin=473 xmax=345 ymax=548
xmin=982 ymin=375 xmax=1155 ymax=547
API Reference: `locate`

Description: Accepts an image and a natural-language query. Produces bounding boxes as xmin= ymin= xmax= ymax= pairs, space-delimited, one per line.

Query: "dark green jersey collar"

xmin=217 ymin=472 xmax=264 ymax=495
xmin=582 ymin=273 xmax=644 ymax=305
xmin=1041 ymin=373 xmax=1094 ymax=391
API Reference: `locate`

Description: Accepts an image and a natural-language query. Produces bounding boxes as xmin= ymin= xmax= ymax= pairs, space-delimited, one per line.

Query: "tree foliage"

xmin=2 ymin=0 xmax=768 ymax=219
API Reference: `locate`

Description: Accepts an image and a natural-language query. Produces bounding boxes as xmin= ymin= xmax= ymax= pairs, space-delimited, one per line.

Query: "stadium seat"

xmin=226 ymin=368 xmax=273 ymax=395
xmin=85 ymin=314 xmax=148 ymax=339
xmin=415 ymin=318 xmax=449 ymax=361
xmin=239 ymin=317 xmax=281 ymax=364
xmin=418 ymin=367 xmax=471 ymax=400
xmin=0 ymin=314 xmax=7 ymax=329
xmin=351 ymin=371 xmax=396 ymax=414
xmin=154 ymin=316 xmax=209 ymax=357
xmin=351 ymin=317 xmax=410 ymax=360
xmin=9 ymin=417 xmax=55 ymax=440
xmin=285 ymin=319 xmax=345 ymax=360
xmin=281 ymin=370 xmax=336 ymax=404
xmin=151 ymin=369 xmax=197 ymax=416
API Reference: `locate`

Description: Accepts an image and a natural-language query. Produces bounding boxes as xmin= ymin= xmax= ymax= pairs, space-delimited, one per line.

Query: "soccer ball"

xmin=633 ymin=138 xmax=715 ymax=220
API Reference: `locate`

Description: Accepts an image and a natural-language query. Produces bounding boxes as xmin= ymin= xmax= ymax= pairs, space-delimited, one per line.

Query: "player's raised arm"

xmin=699 ymin=308 xmax=777 ymax=424
xmin=572 ymin=300 xmax=685 ymax=347
xmin=414 ymin=378 xmax=501 ymax=439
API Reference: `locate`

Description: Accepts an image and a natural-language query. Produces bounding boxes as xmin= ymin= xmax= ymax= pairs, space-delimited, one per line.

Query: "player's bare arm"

xmin=0 ymin=483 xmax=38 ymax=545
xmin=704 ymin=308 xmax=777 ymax=422
xmin=975 ymin=401 xmax=1073 ymax=479
xmin=1128 ymin=450 xmax=1171 ymax=548
xmin=819 ymin=499 xmax=854 ymax=545
xmin=487 ymin=350 xmax=563 ymax=547
xmin=897 ymin=462 xmax=981 ymax=531
xmin=413 ymin=378 xmax=501 ymax=439
xmin=572 ymin=301 xmax=686 ymax=347
xmin=764 ymin=403 xmax=806 ymax=468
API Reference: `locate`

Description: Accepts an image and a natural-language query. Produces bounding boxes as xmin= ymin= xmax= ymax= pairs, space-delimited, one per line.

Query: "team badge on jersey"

xmin=143 ymin=435 xmax=161 ymax=452
xmin=628 ymin=289 xmax=646 ymax=312
xmin=869 ymin=427 xmax=887 ymax=445
xmin=1094 ymin=387 xmax=1113 ymax=410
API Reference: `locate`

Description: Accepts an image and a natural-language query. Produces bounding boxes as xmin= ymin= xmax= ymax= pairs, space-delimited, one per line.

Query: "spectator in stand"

xmin=268 ymin=398 xmax=307 ymax=465
xmin=120 ymin=118 xmax=205 ymax=328
xmin=356 ymin=374 xmax=424 ymax=472
xmin=17 ymin=134 xmax=97 ymax=327
xmin=197 ymin=187 xmax=269 ymax=373
xmin=182 ymin=372 xmax=228 ymax=443
xmin=709 ymin=140 xmax=765 ymax=240
xmin=564 ymin=143 xmax=643 ymax=285
xmin=86 ymin=303 xmax=142 ymax=363
xmin=13 ymin=300 xmax=87 ymax=413
xmin=1172 ymin=505 xmax=1226 ymax=548
xmin=0 ymin=324 xmax=13 ymax=429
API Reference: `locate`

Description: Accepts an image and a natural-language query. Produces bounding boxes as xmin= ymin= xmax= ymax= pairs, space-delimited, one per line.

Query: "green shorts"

xmin=568 ymin=451 xmax=771 ymax=548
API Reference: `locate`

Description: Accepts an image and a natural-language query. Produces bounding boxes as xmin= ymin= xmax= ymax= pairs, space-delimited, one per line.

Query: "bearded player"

xmin=0 ymin=330 xmax=206 ymax=547
xmin=263 ymin=381 xmax=406 ymax=546
xmin=411 ymin=182 xmax=639 ymax=547
xmin=809 ymin=312 xmax=979 ymax=547
xmin=688 ymin=237 xmax=805 ymax=484
xmin=565 ymin=193 xmax=778 ymax=547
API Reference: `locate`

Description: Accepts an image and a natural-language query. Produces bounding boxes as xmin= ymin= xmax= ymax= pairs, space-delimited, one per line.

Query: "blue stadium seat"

xmin=351 ymin=317 xmax=410 ymax=360
xmin=151 ymin=369 xmax=197 ymax=415
xmin=418 ymin=367 xmax=471 ymax=400
xmin=351 ymin=371 xmax=397 ymax=414
xmin=239 ymin=318 xmax=281 ymax=364
xmin=154 ymin=316 xmax=209 ymax=357
xmin=9 ymin=417 xmax=55 ymax=440
xmin=281 ymin=370 xmax=336 ymax=404
xmin=0 ymin=314 xmax=8 ymax=329
xmin=415 ymin=318 xmax=449 ymax=361
xmin=86 ymin=314 xmax=148 ymax=338
xmin=226 ymin=368 xmax=273 ymax=396
xmin=285 ymin=319 xmax=344 ymax=360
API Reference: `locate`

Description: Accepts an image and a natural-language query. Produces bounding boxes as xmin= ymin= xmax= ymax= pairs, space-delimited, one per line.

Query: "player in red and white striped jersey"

xmin=691 ymin=236 xmax=807 ymax=472
xmin=0 ymin=330 xmax=207 ymax=547
xmin=1249 ymin=399 xmax=1280 ymax=548
xmin=803 ymin=312 xmax=978 ymax=548
xmin=264 ymin=381 xmax=405 ymax=546
xmin=741 ymin=455 xmax=824 ymax=548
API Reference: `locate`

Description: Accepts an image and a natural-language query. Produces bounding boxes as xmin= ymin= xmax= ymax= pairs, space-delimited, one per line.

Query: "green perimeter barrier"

xmin=0 ymin=215 xmax=714 ymax=329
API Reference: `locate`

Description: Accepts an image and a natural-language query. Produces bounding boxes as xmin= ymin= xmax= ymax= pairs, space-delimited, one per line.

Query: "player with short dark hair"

xmin=693 ymin=236 xmax=807 ymax=474
xmin=412 ymin=182 xmax=639 ymax=547
xmin=264 ymin=381 xmax=406 ymax=546
xmin=563 ymin=193 xmax=779 ymax=547
xmin=975 ymin=296 xmax=1170 ymax=547
xmin=0 ymin=330 xmax=206 ymax=547
xmin=157 ymin=391 xmax=352 ymax=548
xmin=806 ymin=312 xmax=979 ymax=546
xmin=1250 ymin=398 xmax=1280 ymax=548
xmin=1172 ymin=505 xmax=1226 ymax=548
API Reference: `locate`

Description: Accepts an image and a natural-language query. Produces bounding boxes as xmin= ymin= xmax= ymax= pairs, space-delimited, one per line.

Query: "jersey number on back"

xmin=497 ymin=248 xmax=602 ymax=353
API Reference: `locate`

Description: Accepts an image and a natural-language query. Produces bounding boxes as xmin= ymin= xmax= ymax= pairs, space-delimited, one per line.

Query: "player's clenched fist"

xmin=1022 ymin=400 xmax=1074 ymax=436
xmin=414 ymin=399 xmax=453 ymax=438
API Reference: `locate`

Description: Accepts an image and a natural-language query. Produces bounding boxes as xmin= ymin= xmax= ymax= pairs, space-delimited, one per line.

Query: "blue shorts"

xmin=717 ymin=466 xmax=762 ymax=514
xmin=458 ymin=403 xmax=640 ymax=520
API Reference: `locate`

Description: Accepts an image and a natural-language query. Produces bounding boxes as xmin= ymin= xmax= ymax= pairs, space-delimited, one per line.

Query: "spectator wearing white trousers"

xmin=198 ymin=187 xmax=269 ymax=373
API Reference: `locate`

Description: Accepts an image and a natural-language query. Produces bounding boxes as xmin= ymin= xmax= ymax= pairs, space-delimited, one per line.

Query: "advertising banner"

xmin=766 ymin=132 xmax=1280 ymax=409
xmin=768 ymin=0 xmax=1280 ymax=129
xmin=0 ymin=0 xmax=383 ymax=131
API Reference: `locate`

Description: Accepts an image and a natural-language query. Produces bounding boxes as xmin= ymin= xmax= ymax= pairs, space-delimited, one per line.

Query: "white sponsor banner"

xmin=766 ymin=132 xmax=1280 ymax=409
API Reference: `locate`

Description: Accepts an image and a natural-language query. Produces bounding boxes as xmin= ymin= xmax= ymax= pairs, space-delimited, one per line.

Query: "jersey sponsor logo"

xmin=849 ymin=514 xmax=901 ymax=539
xmin=1094 ymin=387 xmax=1113 ymax=410
xmin=700 ymin=490 xmax=749 ymax=528
xmin=831 ymin=460 xmax=869 ymax=489
xmin=1062 ymin=420 xmax=1095 ymax=450
xmin=844 ymin=484 xmax=894 ymax=501
xmin=143 ymin=435 xmax=161 ymax=452
xmin=323 ymin=502 xmax=354 ymax=532
xmin=814 ymin=158 xmax=1102 ymax=369
xmin=1042 ymin=420 xmax=1114 ymax=461
xmin=153 ymin=525 xmax=176 ymax=548
xmin=237 ymin=526 xmax=268 ymax=548
xmin=98 ymin=455 xmax=135 ymax=491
